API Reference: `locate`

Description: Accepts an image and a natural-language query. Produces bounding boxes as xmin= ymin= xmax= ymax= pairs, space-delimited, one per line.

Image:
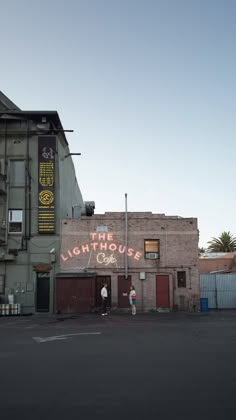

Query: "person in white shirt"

xmin=101 ymin=283 xmax=108 ymax=316
xmin=129 ymin=285 xmax=137 ymax=315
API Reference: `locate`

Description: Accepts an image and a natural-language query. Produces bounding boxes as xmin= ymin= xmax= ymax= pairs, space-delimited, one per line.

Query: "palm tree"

xmin=207 ymin=231 xmax=236 ymax=252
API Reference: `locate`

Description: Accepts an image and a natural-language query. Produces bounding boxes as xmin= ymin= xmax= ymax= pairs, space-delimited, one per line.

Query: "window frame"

xmin=177 ymin=271 xmax=187 ymax=288
xmin=144 ymin=239 xmax=160 ymax=260
xmin=8 ymin=209 xmax=23 ymax=234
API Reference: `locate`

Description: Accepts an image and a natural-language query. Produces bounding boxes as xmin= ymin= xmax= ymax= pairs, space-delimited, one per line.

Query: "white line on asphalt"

xmin=25 ymin=325 xmax=43 ymax=329
xmin=32 ymin=331 xmax=101 ymax=343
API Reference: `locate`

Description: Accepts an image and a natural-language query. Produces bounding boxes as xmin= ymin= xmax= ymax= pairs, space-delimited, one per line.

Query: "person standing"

xmin=101 ymin=283 xmax=108 ymax=316
xmin=129 ymin=285 xmax=136 ymax=315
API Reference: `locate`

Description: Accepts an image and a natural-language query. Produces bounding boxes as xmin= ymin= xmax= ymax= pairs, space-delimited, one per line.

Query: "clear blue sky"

xmin=1 ymin=0 xmax=236 ymax=248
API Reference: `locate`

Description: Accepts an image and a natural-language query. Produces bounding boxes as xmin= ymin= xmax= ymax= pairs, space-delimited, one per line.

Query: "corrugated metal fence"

xmin=200 ymin=274 xmax=236 ymax=309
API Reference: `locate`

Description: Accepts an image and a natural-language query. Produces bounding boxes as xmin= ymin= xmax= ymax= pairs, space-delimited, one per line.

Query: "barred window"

xmin=177 ymin=271 xmax=186 ymax=288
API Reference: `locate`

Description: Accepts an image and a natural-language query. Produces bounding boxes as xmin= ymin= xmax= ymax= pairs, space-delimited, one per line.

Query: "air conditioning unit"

xmin=81 ymin=201 xmax=95 ymax=217
xmin=148 ymin=253 xmax=158 ymax=260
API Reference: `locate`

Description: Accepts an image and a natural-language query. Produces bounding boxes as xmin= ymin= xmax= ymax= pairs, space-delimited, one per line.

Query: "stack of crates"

xmin=0 ymin=303 xmax=21 ymax=316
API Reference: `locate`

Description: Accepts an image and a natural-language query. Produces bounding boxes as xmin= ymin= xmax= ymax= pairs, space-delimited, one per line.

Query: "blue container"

xmin=200 ymin=298 xmax=208 ymax=312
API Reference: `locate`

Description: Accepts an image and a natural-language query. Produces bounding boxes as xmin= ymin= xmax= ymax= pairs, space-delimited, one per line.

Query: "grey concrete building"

xmin=0 ymin=92 xmax=94 ymax=314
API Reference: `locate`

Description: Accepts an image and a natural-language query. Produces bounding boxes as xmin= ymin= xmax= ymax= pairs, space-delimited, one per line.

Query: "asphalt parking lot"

xmin=1 ymin=311 xmax=236 ymax=420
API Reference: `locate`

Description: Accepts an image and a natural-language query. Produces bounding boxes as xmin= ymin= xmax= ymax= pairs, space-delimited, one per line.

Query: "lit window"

xmin=9 ymin=161 xmax=25 ymax=186
xmin=177 ymin=271 xmax=186 ymax=288
xmin=144 ymin=239 xmax=160 ymax=259
xmin=8 ymin=210 xmax=23 ymax=233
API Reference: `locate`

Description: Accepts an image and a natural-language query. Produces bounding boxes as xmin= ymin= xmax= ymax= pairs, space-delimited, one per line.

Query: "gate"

xmin=56 ymin=277 xmax=95 ymax=313
xmin=200 ymin=274 xmax=236 ymax=309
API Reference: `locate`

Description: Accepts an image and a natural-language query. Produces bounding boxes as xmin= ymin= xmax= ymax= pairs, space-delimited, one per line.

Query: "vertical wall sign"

xmin=38 ymin=136 xmax=56 ymax=233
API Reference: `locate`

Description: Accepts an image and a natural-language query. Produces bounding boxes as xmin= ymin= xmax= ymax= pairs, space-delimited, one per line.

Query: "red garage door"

xmin=156 ymin=275 xmax=170 ymax=308
xmin=56 ymin=277 xmax=95 ymax=314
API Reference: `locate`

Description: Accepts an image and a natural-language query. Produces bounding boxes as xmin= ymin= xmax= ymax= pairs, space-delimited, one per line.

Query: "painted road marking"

xmin=32 ymin=331 xmax=101 ymax=343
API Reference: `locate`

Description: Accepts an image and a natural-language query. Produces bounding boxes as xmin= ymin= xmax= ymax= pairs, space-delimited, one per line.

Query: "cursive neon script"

xmin=97 ymin=252 xmax=117 ymax=266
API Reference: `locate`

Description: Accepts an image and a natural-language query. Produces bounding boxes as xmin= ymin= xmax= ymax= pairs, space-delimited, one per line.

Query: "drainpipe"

xmin=4 ymin=121 xmax=9 ymax=246
xmin=125 ymin=193 xmax=128 ymax=279
xmin=24 ymin=136 xmax=28 ymax=244
xmin=27 ymin=120 xmax=31 ymax=239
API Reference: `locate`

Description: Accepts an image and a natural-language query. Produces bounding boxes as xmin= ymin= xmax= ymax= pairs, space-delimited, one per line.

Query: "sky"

xmin=1 ymin=0 xmax=236 ymax=248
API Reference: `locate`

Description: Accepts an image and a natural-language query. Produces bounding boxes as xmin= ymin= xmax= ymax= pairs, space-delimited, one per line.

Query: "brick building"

xmin=57 ymin=212 xmax=199 ymax=313
xmin=199 ymin=252 xmax=236 ymax=273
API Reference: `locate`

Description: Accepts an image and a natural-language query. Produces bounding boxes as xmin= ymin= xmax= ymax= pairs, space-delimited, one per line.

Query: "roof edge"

xmin=0 ymin=91 xmax=21 ymax=111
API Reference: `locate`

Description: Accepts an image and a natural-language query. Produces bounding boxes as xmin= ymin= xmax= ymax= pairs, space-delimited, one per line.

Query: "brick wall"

xmin=60 ymin=212 xmax=199 ymax=311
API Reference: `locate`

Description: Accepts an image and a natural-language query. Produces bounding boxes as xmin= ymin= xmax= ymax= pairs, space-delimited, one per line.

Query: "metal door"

xmin=56 ymin=277 xmax=95 ymax=313
xmin=76 ymin=278 xmax=95 ymax=312
xmin=36 ymin=272 xmax=50 ymax=312
xmin=156 ymin=275 xmax=170 ymax=308
xmin=200 ymin=274 xmax=236 ymax=309
xmin=200 ymin=274 xmax=217 ymax=308
xmin=118 ymin=275 xmax=131 ymax=308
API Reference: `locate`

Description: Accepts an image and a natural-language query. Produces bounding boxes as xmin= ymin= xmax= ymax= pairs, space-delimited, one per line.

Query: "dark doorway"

xmin=118 ymin=275 xmax=131 ymax=308
xmin=95 ymin=276 xmax=111 ymax=311
xmin=156 ymin=275 xmax=170 ymax=308
xmin=36 ymin=272 xmax=50 ymax=312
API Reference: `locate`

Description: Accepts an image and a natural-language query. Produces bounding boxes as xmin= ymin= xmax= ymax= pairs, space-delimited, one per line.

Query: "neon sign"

xmin=97 ymin=252 xmax=118 ymax=266
xmin=38 ymin=136 xmax=56 ymax=233
xmin=61 ymin=232 xmax=142 ymax=265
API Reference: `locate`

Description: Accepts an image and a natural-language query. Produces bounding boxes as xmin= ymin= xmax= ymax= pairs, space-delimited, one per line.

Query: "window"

xmin=144 ymin=239 xmax=160 ymax=259
xmin=0 ymin=274 xmax=5 ymax=294
xmin=96 ymin=225 xmax=108 ymax=233
xmin=9 ymin=160 xmax=25 ymax=186
xmin=8 ymin=210 xmax=23 ymax=233
xmin=177 ymin=271 xmax=186 ymax=288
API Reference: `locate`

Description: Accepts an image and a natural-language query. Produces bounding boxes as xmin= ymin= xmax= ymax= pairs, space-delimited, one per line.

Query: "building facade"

xmin=199 ymin=252 xmax=236 ymax=274
xmin=58 ymin=212 xmax=199 ymax=313
xmin=0 ymin=92 xmax=94 ymax=314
